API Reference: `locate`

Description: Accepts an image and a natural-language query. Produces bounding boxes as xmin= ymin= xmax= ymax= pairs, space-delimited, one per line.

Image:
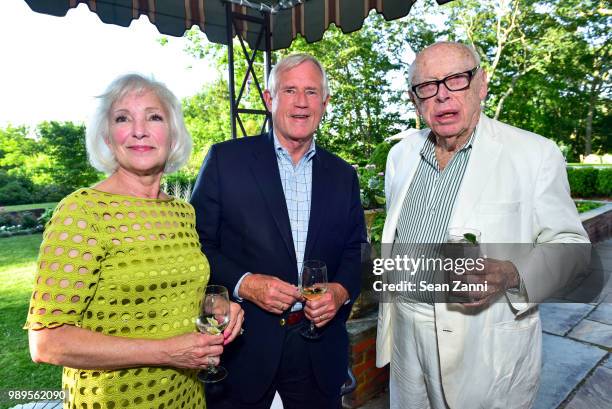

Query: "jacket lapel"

xmin=381 ymin=132 xmax=428 ymax=250
xmin=304 ymin=150 xmax=328 ymax=260
xmin=449 ymin=115 xmax=502 ymax=228
xmin=250 ymin=133 xmax=297 ymax=264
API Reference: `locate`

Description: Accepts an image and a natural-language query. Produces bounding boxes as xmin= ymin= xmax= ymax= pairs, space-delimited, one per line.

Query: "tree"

xmin=36 ymin=121 xmax=101 ymax=192
xmin=177 ymin=14 xmax=407 ymax=165
xmin=0 ymin=170 xmax=35 ymax=206
xmin=402 ymin=0 xmax=611 ymax=158
xmin=173 ymin=0 xmax=609 ymax=163
xmin=282 ymin=14 xmax=407 ymax=163
xmin=553 ymin=0 xmax=610 ymax=155
xmin=0 ymin=125 xmax=39 ymax=174
xmin=0 ymin=125 xmax=69 ymax=205
xmin=179 ymin=79 xmax=232 ymax=176
xmin=180 ymin=28 xmax=269 ymax=139
xmin=184 ymin=79 xmax=230 ymax=146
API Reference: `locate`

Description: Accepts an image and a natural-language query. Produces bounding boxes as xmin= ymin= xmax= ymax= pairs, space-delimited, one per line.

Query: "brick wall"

xmin=582 ymin=208 xmax=612 ymax=243
xmin=343 ymin=312 xmax=388 ymax=408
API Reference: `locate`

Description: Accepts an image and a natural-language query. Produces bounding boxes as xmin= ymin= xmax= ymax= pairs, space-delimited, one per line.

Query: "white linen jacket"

xmin=376 ymin=114 xmax=589 ymax=408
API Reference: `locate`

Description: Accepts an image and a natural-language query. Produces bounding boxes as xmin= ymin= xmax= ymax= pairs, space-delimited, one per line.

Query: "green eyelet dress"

xmin=24 ymin=188 xmax=209 ymax=409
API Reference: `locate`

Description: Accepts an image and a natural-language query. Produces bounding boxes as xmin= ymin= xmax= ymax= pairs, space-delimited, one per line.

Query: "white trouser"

xmin=390 ymin=302 xmax=448 ymax=409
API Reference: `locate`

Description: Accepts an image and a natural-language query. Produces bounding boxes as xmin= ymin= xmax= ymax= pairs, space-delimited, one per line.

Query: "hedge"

xmin=0 ymin=170 xmax=71 ymax=206
xmin=596 ymin=168 xmax=612 ymax=197
xmin=1 ymin=165 xmax=609 ymax=208
xmin=566 ymin=167 xmax=611 ymax=198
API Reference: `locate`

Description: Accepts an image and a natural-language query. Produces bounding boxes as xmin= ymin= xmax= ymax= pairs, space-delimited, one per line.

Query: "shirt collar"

xmin=420 ymin=126 xmax=477 ymax=162
xmin=273 ymin=131 xmax=316 ymax=162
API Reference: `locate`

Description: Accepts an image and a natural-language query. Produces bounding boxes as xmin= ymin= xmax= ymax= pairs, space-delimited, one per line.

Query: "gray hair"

xmin=86 ymin=73 xmax=192 ymax=175
xmin=408 ymin=42 xmax=482 ymax=86
xmin=268 ymin=53 xmax=330 ymax=99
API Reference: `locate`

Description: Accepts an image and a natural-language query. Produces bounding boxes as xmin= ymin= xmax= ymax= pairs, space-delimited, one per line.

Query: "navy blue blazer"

xmin=191 ymin=132 xmax=366 ymax=402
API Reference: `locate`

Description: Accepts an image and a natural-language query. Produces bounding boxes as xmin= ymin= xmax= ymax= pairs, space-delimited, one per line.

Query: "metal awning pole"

xmin=225 ymin=1 xmax=272 ymax=138
xmin=264 ymin=11 xmax=272 ymax=132
xmin=226 ymin=1 xmax=238 ymax=139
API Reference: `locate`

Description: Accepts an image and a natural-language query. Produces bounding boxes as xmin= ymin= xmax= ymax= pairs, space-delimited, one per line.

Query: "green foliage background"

xmin=0 ymin=0 xmax=609 ymax=206
xmin=0 ymin=123 xmax=101 ymax=206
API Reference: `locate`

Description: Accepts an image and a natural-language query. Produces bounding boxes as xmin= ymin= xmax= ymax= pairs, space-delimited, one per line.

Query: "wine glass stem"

xmin=310 ymin=321 xmax=316 ymax=333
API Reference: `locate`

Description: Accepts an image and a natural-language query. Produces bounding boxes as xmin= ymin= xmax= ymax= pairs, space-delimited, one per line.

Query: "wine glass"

xmin=445 ymin=228 xmax=481 ymax=303
xmin=195 ymin=285 xmax=230 ymax=383
xmin=300 ymin=260 xmax=328 ymax=340
xmin=447 ymin=227 xmax=481 ymax=245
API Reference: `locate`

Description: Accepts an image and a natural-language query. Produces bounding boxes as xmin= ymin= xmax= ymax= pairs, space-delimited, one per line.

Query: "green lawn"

xmin=566 ymin=163 xmax=612 ymax=167
xmin=575 ymin=200 xmax=605 ymax=213
xmin=1 ymin=202 xmax=58 ymax=213
xmin=0 ymin=234 xmax=62 ymax=408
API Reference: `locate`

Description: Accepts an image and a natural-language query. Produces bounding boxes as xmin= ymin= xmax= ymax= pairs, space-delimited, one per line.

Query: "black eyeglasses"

xmin=411 ymin=66 xmax=480 ymax=100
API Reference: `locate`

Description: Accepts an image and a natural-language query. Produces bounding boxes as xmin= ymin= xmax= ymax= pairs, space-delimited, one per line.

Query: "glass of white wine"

xmin=195 ymin=285 xmax=230 ymax=383
xmin=300 ymin=260 xmax=328 ymax=340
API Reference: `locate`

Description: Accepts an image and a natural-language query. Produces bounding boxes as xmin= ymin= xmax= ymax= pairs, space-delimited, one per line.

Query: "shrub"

xmin=596 ymin=168 xmax=612 ymax=197
xmin=164 ymin=172 xmax=197 ymax=187
xmin=20 ymin=212 xmax=38 ymax=229
xmin=370 ymin=142 xmax=393 ymax=172
xmin=0 ymin=180 xmax=33 ymax=206
xmin=356 ymin=165 xmax=385 ymax=210
xmin=0 ymin=212 xmax=15 ymax=227
xmin=37 ymin=207 xmax=56 ymax=226
xmin=566 ymin=167 xmax=598 ymax=197
xmin=369 ymin=210 xmax=386 ymax=247
xmin=0 ymin=171 xmax=37 ymax=205
xmin=33 ymin=184 xmax=71 ymax=203
xmin=163 ymin=172 xmax=197 ymax=200
xmin=0 ymin=226 xmax=42 ymax=237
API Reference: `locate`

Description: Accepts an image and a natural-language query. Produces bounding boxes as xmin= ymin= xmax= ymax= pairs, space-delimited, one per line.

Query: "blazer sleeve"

xmin=509 ymin=140 xmax=591 ymax=311
xmin=191 ymin=145 xmax=247 ymax=293
xmin=332 ymin=168 xmax=367 ymax=303
xmin=532 ymin=142 xmax=589 ymax=244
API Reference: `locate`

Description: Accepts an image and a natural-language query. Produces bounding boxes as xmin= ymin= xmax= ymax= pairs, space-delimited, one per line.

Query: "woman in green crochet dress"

xmin=24 ymin=73 xmax=244 ymax=409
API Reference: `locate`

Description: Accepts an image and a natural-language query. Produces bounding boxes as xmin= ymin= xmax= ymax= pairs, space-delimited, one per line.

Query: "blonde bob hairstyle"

xmin=86 ymin=73 xmax=192 ymax=175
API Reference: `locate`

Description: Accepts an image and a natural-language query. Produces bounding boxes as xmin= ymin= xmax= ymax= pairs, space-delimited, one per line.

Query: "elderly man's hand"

xmin=239 ymin=274 xmax=301 ymax=315
xmin=222 ymin=302 xmax=245 ymax=345
xmin=451 ymin=258 xmax=520 ymax=308
xmin=303 ymin=283 xmax=348 ymax=328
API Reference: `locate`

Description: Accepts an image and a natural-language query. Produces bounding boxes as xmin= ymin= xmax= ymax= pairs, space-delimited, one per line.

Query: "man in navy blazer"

xmin=191 ymin=53 xmax=366 ymax=409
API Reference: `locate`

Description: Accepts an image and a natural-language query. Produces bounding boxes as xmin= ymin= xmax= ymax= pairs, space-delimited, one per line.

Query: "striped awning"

xmin=24 ymin=0 xmax=453 ymax=51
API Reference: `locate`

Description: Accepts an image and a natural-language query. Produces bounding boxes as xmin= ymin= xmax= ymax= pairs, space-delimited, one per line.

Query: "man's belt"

xmin=286 ymin=310 xmax=304 ymax=326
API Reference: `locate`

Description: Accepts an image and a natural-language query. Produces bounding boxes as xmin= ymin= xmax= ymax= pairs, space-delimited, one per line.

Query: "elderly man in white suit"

xmin=376 ymin=42 xmax=589 ymax=409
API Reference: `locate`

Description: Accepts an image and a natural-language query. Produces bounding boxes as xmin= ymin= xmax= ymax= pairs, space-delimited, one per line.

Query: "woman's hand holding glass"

xmin=196 ymin=285 xmax=244 ymax=382
xmin=157 ymin=297 xmax=242 ymax=372
xmin=160 ymin=331 xmax=224 ymax=370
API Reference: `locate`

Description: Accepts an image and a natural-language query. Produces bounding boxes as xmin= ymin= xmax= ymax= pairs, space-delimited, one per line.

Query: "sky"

xmin=0 ymin=1 xmax=216 ymax=129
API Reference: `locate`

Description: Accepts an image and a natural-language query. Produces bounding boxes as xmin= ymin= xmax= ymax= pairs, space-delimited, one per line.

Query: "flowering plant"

xmin=355 ymin=164 xmax=385 ymax=210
